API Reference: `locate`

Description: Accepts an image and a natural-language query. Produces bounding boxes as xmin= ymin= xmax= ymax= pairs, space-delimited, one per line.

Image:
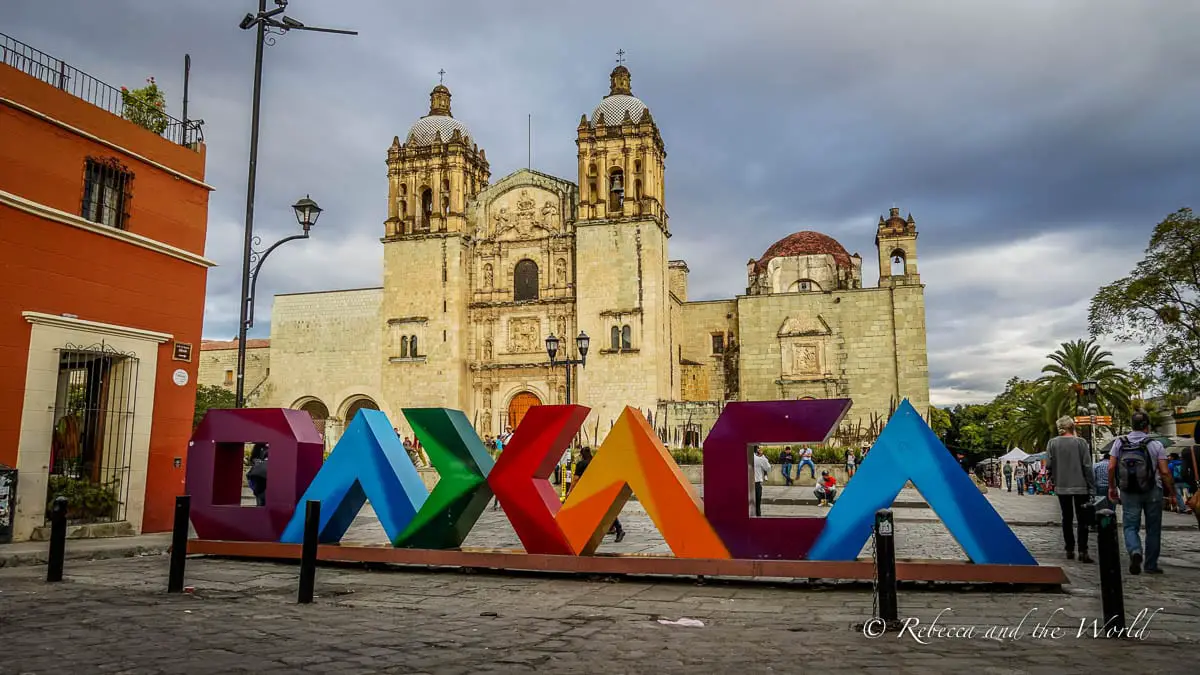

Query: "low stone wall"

xmin=678 ymin=463 xmax=853 ymax=486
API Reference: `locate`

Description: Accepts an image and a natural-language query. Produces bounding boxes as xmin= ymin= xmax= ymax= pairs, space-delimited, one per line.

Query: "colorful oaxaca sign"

xmin=187 ymin=399 xmax=1036 ymax=566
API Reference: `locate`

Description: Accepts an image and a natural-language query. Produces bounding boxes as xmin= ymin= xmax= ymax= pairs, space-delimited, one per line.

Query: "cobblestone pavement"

xmin=2 ymin=488 xmax=1199 ymax=674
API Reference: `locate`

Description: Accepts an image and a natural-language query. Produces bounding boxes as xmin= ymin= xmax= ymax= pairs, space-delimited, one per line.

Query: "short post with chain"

xmin=874 ymin=508 xmax=899 ymax=627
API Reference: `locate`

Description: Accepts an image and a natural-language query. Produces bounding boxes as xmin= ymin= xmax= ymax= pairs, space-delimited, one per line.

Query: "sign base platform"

xmin=186 ymin=540 xmax=1067 ymax=586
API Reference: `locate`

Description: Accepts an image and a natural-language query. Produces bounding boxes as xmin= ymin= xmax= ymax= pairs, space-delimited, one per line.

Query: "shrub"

xmin=120 ymin=77 xmax=169 ymax=134
xmin=46 ymin=476 xmax=120 ymax=522
xmin=669 ymin=447 xmax=703 ymax=465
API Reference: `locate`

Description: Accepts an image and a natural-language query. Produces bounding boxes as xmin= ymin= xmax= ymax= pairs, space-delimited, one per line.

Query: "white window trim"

xmin=23 ymin=311 xmax=173 ymax=344
xmin=1 ymin=190 xmax=216 ymax=269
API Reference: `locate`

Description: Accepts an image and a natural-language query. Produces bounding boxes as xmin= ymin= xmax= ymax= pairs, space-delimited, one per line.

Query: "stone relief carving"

xmin=778 ymin=314 xmax=832 ymax=337
xmin=554 ymin=258 xmax=567 ymax=287
xmin=792 ymin=344 xmax=820 ymax=375
xmin=492 ymin=188 xmax=556 ymax=241
xmin=508 ymin=317 xmax=540 ymax=353
xmin=482 ymin=339 xmax=493 ymax=361
xmin=482 ymin=263 xmax=494 ymax=290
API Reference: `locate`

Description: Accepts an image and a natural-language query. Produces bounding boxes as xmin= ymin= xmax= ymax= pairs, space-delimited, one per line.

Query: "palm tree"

xmin=1039 ymin=338 xmax=1133 ymax=424
xmin=1009 ymin=384 xmax=1058 ymax=453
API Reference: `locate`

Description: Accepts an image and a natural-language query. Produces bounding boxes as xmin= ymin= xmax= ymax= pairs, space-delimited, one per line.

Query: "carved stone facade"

xmin=201 ymin=65 xmax=930 ymax=448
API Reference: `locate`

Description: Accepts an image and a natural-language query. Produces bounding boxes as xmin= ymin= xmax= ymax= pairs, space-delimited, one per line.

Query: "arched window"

xmin=890 ymin=249 xmax=906 ymax=276
xmin=588 ymin=163 xmax=597 ymax=176
xmin=789 ymin=279 xmax=819 ymax=293
xmin=634 ymin=159 xmax=642 ymax=174
xmin=514 ymin=259 xmax=539 ymax=301
xmin=399 ymin=199 xmax=407 ymax=217
xmin=441 ymin=179 xmax=451 ymax=217
xmin=608 ymin=168 xmax=625 ymax=212
xmin=400 ymin=336 xmax=410 ymax=358
xmin=621 ymin=325 xmax=632 ymax=350
xmin=420 ymin=188 xmax=433 ymax=230
xmin=610 ymin=326 xmax=621 ymax=350
xmin=410 ymin=335 xmax=419 ymax=357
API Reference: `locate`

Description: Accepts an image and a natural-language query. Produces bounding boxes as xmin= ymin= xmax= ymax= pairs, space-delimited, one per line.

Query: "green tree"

xmin=1089 ymin=207 xmax=1200 ymax=396
xmin=194 ymin=384 xmax=236 ymax=429
xmin=1039 ymin=338 xmax=1133 ymax=422
xmin=929 ymin=406 xmax=952 ymax=440
xmin=1009 ymin=384 xmax=1058 ymax=453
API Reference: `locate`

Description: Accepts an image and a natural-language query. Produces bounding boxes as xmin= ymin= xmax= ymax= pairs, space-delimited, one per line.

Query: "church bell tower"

xmin=876 ymin=207 xmax=920 ymax=287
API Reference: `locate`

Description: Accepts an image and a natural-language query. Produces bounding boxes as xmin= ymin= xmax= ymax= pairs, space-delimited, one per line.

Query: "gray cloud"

xmin=4 ymin=0 xmax=1197 ymax=405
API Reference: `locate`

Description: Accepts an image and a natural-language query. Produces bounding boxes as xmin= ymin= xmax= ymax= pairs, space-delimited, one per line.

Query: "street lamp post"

xmin=235 ymin=196 xmax=323 ymax=407
xmin=545 ymin=331 xmax=590 ymax=405
xmin=234 ymin=0 xmax=356 ymax=408
xmin=1081 ymin=379 xmax=1099 ymax=459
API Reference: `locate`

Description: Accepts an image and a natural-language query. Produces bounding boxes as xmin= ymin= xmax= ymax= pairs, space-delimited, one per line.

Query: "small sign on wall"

xmin=173 ymin=342 xmax=193 ymax=362
xmin=172 ymin=369 xmax=189 ymax=387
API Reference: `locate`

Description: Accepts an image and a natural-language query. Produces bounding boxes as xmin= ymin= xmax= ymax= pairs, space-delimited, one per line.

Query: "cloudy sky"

xmin=4 ymin=0 xmax=1198 ymax=406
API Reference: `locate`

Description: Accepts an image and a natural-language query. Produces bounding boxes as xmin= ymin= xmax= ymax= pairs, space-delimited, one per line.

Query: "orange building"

xmin=0 ymin=34 xmax=214 ymax=541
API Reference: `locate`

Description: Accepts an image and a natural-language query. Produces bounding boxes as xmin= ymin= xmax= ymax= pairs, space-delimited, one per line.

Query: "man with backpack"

xmin=1108 ymin=410 xmax=1177 ymax=575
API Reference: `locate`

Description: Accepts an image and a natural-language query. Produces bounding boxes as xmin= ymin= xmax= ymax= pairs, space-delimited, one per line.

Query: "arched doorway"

xmin=506 ymin=391 xmax=541 ymax=432
xmin=343 ymin=397 xmax=379 ymax=425
xmin=297 ymin=398 xmax=330 ymax=443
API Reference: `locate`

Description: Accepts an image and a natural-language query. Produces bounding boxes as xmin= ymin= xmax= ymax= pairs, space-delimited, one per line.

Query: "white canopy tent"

xmin=998 ymin=448 xmax=1029 ymax=462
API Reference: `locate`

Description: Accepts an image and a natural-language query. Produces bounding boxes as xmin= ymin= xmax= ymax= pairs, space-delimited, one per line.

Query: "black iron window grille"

xmin=81 ymin=157 xmax=133 ymax=229
xmin=47 ymin=342 xmax=139 ymax=525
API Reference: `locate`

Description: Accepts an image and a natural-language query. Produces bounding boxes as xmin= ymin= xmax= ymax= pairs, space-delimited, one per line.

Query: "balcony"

xmin=1 ymin=31 xmax=201 ymax=146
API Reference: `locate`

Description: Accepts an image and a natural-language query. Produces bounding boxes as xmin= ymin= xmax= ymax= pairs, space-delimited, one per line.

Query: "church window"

xmin=610 ymin=326 xmax=621 ymax=350
xmin=224 ymin=369 xmax=233 ymax=386
xmin=588 ymin=163 xmax=597 ymax=176
xmin=400 ymin=336 xmax=410 ymax=358
xmin=589 ymin=181 xmax=598 ymax=203
xmin=410 ymin=335 xmax=419 ymax=357
xmin=634 ymin=179 xmax=642 ymax=201
xmin=441 ymin=179 xmax=451 ymax=217
xmin=608 ymin=168 xmax=625 ymax=212
xmin=890 ymin=249 xmax=906 ymax=276
xmin=420 ymin=188 xmax=433 ymax=230
xmin=634 ymin=159 xmax=642 ymax=174
xmin=711 ymin=333 xmax=725 ymax=354
xmin=399 ymin=199 xmax=408 ymax=217
xmin=621 ymin=325 xmax=632 ymax=350
xmin=513 ymin=259 xmax=539 ymax=302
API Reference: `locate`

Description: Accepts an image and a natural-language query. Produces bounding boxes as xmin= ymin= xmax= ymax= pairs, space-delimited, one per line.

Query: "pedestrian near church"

xmin=845 ymin=448 xmax=857 ymax=477
xmin=570 ymin=447 xmax=624 ymax=542
xmin=752 ymin=445 xmax=771 ymax=516
xmin=1003 ymin=461 xmax=1014 ymax=492
xmin=1014 ymin=461 xmax=1027 ymax=495
xmin=1108 ymin=410 xmax=1177 ymax=575
xmin=1093 ymin=450 xmax=1111 ymax=513
xmin=1046 ymin=416 xmax=1094 ymax=563
xmin=779 ymin=446 xmax=795 ymax=486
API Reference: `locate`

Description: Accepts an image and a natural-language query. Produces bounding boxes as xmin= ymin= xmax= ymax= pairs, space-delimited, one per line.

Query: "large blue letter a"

xmin=808 ymin=400 xmax=1036 ymax=565
xmin=281 ymin=409 xmax=428 ymax=544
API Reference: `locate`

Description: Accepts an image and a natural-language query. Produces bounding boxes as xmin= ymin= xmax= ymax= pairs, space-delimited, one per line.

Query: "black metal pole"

xmin=874 ymin=508 xmax=898 ymax=624
xmin=1096 ymin=508 xmax=1125 ymax=634
xmin=565 ymin=358 xmax=572 ymax=406
xmin=181 ymin=54 xmax=190 ymax=146
xmin=167 ymin=495 xmax=191 ymax=593
xmin=46 ymin=496 xmax=68 ymax=583
xmin=298 ymin=499 xmax=320 ymax=604
xmin=236 ymin=0 xmax=268 ymax=409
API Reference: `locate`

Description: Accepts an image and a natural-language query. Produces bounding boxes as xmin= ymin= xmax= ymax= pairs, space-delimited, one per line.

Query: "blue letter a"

xmin=281 ymin=409 xmax=428 ymax=544
xmin=808 ymin=400 xmax=1036 ymax=565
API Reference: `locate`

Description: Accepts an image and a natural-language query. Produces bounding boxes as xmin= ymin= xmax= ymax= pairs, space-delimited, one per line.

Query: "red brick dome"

xmin=755 ymin=231 xmax=852 ymax=271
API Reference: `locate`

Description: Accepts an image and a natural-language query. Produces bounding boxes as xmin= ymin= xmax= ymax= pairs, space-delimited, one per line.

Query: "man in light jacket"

xmin=1047 ymin=416 xmax=1094 ymax=563
xmin=753 ymin=445 xmax=771 ymax=517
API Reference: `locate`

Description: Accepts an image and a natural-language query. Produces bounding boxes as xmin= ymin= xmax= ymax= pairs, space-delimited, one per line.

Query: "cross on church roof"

xmin=438 ymin=68 xmax=446 ymax=84
xmin=616 ymin=49 xmax=626 ymax=65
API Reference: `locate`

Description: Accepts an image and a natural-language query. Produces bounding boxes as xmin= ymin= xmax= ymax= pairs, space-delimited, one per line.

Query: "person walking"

xmin=1003 ymin=461 xmax=1014 ymax=492
xmin=571 ymin=447 xmax=625 ymax=542
xmin=246 ymin=443 xmax=269 ymax=506
xmin=1093 ymin=450 xmax=1112 ymax=514
xmin=1014 ymin=461 xmax=1027 ymax=496
xmin=1046 ymin=416 xmax=1094 ymax=562
xmin=1108 ymin=410 xmax=1177 ymax=575
xmin=779 ymin=446 xmax=795 ymax=486
xmin=753 ymin=445 xmax=771 ymax=517
xmin=797 ymin=446 xmax=816 ymax=480
xmin=845 ymin=448 xmax=857 ymax=478
xmin=1167 ymin=453 xmax=1190 ymax=514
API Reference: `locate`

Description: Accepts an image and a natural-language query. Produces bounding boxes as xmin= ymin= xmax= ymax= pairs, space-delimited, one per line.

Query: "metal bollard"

xmin=298 ymin=500 xmax=320 ymax=604
xmin=46 ymin=496 xmax=68 ymax=583
xmin=1096 ymin=508 xmax=1125 ymax=634
xmin=167 ymin=495 xmax=191 ymax=593
xmin=874 ymin=508 xmax=898 ymax=625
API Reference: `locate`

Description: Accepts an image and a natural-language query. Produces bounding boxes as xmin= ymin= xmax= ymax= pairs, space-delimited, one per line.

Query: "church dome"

xmin=590 ymin=65 xmax=649 ymax=125
xmin=405 ymin=84 xmax=474 ymax=146
xmin=755 ymin=231 xmax=853 ymax=271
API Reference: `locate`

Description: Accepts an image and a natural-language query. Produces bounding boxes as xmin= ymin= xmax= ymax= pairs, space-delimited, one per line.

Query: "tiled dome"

xmin=591 ymin=94 xmax=648 ymax=125
xmin=756 ymin=231 xmax=853 ymax=271
xmin=406 ymin=115 xmax=472 ymax=146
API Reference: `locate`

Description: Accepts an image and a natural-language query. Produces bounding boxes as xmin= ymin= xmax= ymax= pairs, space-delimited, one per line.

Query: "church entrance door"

xmin=506 ymin=391 xmax=542 ymax=431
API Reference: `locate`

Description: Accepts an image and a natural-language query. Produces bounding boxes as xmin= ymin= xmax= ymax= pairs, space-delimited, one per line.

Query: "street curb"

xmin=0 ymin=540 xmax=171 ymax=570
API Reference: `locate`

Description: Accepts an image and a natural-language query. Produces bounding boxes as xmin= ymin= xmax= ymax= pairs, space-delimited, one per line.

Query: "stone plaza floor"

xmin=0 ymin=487 xmax=1198 ymax=673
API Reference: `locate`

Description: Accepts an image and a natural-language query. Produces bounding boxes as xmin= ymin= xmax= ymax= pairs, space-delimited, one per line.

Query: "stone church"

xmin=199 ymin=64 xmax=930 ymax=450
